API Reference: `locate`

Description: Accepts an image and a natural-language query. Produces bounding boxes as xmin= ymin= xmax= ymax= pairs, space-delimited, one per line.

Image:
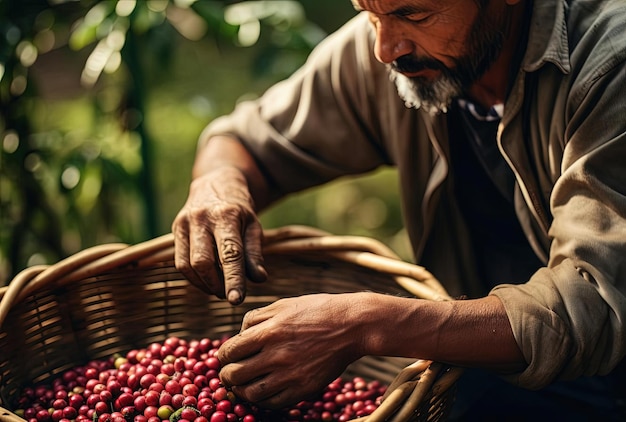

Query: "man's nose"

xmin=372 ymin=15 xmax=414 ymax=64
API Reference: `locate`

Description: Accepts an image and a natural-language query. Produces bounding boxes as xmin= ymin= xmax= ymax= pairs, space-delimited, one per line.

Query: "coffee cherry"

xmin=14 ymin=337 xmax=386 ymax=422
xmin=207 ymin=378 xmax=221 ymax=393
xmin=209 ymin=411 xmax=226 ymax=422
xmin=156 ymin=405 xmax=174 ymax=420
xmin=180 ymin=406 xmax=198 ymax=420
xmin=165 ymin=380 xmax=182 ymax=395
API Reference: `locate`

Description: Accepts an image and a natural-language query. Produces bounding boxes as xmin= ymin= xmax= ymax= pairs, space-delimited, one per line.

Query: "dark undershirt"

xmin=448 ymin=100 xmax=543 ymax=290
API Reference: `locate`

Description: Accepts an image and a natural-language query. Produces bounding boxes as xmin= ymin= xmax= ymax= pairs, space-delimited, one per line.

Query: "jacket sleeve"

xmin=491 ymin=30 xmax=626 ymax=389
xmin=200 ymin=13 xmax=395 ymax=196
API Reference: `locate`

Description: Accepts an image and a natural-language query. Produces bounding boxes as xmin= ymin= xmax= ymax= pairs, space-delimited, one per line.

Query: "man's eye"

xmin=404 ymin=13 xmax=432 ymax=24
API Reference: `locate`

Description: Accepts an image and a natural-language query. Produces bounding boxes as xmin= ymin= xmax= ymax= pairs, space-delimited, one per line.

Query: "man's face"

xmin=354 ymin=0 xmax=507 ymax=113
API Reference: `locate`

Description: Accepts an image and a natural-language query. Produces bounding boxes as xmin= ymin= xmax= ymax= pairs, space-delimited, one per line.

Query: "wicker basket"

xmin=0 ymin=225 xmax=462 ymax=422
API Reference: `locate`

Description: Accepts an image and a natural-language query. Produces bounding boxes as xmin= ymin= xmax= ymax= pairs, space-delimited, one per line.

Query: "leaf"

xmin=69 ymin=2 xmax=116 ymax=50
xmin=69 ymin=18 xmax=99 ymax=50
xmin=189 ymin=0 xmax=238 ymax=39
xmin=129 ymin=3 xmax=166 ymax=34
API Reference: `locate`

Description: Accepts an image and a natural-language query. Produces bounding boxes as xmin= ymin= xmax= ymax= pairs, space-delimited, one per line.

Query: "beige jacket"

xmin=202 ymin=0 xmax=626 ymax=389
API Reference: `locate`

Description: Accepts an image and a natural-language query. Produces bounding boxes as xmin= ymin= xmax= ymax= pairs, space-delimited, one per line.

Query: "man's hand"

xmin=217 ymin=294 xmax=366 ymax=408
xmin=216 ymin=292 xmax=527 ymax=409
xmin=172 ymin=166 xmax=267 ymax=305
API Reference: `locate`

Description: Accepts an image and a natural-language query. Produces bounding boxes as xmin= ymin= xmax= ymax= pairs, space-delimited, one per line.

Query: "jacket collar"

xmin=523 ymin=0 xmax=571 ymax=74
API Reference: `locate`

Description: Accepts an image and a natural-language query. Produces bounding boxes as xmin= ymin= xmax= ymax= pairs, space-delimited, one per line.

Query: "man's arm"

xmin=191 ymin=135 xmax=273 ymax=212
xmin=217 ymin=292 xmax=526 ymax=408
xmin=360 ymin=293 xmax=526 ymax=371
xmin=172 ymin=135 xmax=272 ymax=304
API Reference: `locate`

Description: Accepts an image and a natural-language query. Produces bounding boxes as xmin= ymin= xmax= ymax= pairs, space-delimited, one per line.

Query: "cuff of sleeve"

xmin=492 ymin=259 xmax=626 ymax=390
xmin=489 ymin=265 xmax=582 ymax=390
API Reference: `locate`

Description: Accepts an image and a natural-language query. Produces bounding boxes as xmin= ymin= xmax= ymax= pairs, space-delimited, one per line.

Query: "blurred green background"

xmin=0 ymin=0 xmax=409 ymax=286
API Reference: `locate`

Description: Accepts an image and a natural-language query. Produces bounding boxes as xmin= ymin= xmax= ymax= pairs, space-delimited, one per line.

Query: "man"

xmin=172 ymin=0 xmax=626 ymax=419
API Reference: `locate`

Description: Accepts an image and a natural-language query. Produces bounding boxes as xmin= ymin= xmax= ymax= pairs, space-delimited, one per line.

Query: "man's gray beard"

xmin=388 ymin=67 xmax=462 ymax=114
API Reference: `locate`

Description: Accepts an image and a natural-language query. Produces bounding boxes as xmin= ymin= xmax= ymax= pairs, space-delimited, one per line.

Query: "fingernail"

xmin=228 ymin=289 xmax=242 ymax=305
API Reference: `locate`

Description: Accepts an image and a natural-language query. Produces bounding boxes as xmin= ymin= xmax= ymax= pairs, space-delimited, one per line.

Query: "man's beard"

xmin=388 ymin=10 xmax=506 ymax=114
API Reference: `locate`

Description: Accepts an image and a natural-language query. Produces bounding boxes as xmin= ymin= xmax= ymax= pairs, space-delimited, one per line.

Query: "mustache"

xmin=391 ymin=54 xmax=448 ymax=74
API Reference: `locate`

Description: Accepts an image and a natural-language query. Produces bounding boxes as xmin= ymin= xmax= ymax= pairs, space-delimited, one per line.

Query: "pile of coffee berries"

xmin=12 ymin=337 xmax=387 ymax=422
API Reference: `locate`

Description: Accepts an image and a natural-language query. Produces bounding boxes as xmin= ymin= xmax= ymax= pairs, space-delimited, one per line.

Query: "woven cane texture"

xmin=0 ymin=226 xmax=461 ymax=422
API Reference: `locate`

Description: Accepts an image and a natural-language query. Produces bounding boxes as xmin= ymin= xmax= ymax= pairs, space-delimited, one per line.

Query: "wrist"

xmin=349 ymin=292 xmax=424 ymax=358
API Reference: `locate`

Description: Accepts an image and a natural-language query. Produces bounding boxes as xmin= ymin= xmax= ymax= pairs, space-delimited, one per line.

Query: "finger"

xmin=230 ymin=379 xmax=287 ymax=407
xmin=232 ymin=367 xmax=301 ymax=408
xmin=254 ymin=386 xmax=294 ymax=409
xmin=243 ymin=221 xmax=267 ymax=284
xmin=217 ymin=328 xmax=264 ymax=365
xmin=213 ymin=222 xmax=247 ymax=305
xmin=173 ymin=218 xmax=208 ymax=293
xmin=219 ymin=360 xmax=268 ymax=389
xmin=240 ymin=306 xmax=274 ymax=331
xmin=189 ymin=223 xmax=224 ymax=299
xmin=252 ymin=371 xmax=331 ymax=409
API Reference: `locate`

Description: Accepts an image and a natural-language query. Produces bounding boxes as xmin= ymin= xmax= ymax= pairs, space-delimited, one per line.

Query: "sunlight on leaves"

xmin=69 ymin=3 xmax=111 ymax=50
xmin=115 ymin=0 xmax=137 ymax=17
xmin=76 ymin=165 xmax=103 ymax=213
xmin=17 ymin=41 xmax=38 ymax=67
xmin=2 ymin=131 xmax=19 ymax=154
xmin=173 ymin=0 xmax=197 ymax=7
xmin=61 ymin=166 xmax=81 ymax=190
xmin=166 ymin=5 xmax=208 ymax=41
xmin=81 ymin=28 xmax=127 ymax=86
xmin=225 ymin=1 xmax=306 ymax=47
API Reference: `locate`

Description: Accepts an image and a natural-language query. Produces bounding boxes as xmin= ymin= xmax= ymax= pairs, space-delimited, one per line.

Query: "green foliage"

xmin=1 ymin=0 xmax=406 ymax=286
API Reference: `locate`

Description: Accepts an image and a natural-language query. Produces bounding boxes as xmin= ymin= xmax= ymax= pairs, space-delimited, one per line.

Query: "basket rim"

xmin=0 ymin=225 xmax=451 ymax=326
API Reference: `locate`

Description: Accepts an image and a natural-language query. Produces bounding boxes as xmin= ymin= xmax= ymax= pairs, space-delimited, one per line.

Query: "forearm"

xmin=357 ymin=292 xmax=526 ymax=372
xmin=192 ymin=134 xmax=273 ymax=211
